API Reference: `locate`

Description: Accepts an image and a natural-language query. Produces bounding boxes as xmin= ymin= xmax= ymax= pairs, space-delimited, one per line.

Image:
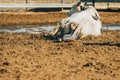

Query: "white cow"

xmin=49 ymin=3 xmax=102 ymax=41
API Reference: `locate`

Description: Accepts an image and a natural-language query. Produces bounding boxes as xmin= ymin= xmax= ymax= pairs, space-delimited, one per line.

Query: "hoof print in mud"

xmin=0 ymin=69 xmax=7 ymax=74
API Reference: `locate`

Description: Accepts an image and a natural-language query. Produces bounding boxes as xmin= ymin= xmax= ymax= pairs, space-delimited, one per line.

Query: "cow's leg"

xmin=69 ymin=25 xmax=81 ymax=40
xmin=80 ymin=34 xmax=86 ymax=39
xmin=49 ymin=23 xmax=60 ymax=36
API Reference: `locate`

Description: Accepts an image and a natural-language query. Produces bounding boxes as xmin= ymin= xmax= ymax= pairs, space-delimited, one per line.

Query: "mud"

xmin=0 ymin=11 xmax=120 ymax=26
xmin=0 ymin=30 xmax=120 ymax=80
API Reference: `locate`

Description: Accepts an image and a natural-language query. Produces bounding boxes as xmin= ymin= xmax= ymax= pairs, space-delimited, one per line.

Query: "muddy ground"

xmin=0 ymin=30 xmax=120 ymax=80
xmin=0 ymin=11 xmax=120 ymax=26
xmin=0 ymin=11 xmax=120 ymax=80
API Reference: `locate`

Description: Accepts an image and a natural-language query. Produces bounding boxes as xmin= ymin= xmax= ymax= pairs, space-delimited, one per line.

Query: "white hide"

xmin=64 ymin=6 xmax=102 ymax=38
xmin=68 ymin=5 xmax=80 ymax=17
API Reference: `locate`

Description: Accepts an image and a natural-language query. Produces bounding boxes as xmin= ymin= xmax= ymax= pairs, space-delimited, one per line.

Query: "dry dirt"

xmin=0 ymin=30 xmax=120 ymax=80
xmin=0 ymin=11 xmax=120 ymax=26
xmin=0 ymin=11 xmax=120 ymax=80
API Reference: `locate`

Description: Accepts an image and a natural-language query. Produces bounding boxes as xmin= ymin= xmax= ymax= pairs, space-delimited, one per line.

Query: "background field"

xmin=0 ymin=0 xmax=74 ymax=4
xmin=0 ymin=0 xmax=120 ymax=4
xmin=0 ymin=0 xmax=120 ymax=10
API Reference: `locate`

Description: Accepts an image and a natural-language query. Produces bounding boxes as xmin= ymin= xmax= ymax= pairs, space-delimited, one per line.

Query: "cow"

xmin=49 ymin=2 xmax=102 ymax=41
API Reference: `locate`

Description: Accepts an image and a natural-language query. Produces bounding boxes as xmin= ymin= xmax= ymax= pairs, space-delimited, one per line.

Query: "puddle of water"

xmin=0 ymin=25 xmax=54 ymax=34
xmin=0 ymin=24 xmax=119 ymax=34
xmin=102 ymin=24 xmax=120 ymax=30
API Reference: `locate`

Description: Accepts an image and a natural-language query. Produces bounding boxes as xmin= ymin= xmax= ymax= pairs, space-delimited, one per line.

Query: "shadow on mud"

xmin=83 ymin=42 xmax=120 ymax=47
xmin=28 ymin=8 xmax=62 ymax=12
xmin=28 ymin=8 xmax=120 ymax=12
xmin=98 ymin=8 xmax=120 ymax=12
xmin=44 ymin=35 xmax=63 ymax=42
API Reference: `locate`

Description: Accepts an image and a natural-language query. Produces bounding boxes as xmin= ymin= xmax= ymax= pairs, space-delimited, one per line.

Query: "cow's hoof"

xmin=54 ymin=38 xmax=63 ymax=42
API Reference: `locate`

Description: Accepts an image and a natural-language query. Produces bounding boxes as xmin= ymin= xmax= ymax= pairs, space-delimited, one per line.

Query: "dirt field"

xmin=0 ymin=11 xmax=120 ymax=80
xmin=0 ymin=11 xmax=120 ymax=26
xmin=0 ymin=30 xmax=120 ymax=80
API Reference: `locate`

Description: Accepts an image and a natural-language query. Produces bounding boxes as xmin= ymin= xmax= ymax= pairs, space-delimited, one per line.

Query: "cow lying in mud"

xmin=49 ymin=2 xmax=102 ymax=41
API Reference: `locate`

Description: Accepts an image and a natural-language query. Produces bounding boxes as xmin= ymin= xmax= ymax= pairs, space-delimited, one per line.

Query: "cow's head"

xmin=68 ymin=1 xmax=87 ymax=16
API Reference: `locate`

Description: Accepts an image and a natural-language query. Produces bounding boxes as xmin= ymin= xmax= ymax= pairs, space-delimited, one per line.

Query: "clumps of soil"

xmin=0 ymin=30 xmax=120 ymax=80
